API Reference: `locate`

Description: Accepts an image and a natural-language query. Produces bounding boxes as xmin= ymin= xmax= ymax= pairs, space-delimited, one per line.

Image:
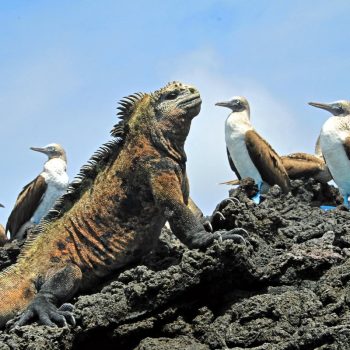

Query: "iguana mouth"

xmin=178 ymin=93 xmax=202 ymax=109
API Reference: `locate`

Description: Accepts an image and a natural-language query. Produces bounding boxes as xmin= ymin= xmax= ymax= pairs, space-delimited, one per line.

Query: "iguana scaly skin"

xmin=0 ymin=81 xmax=245 ymax=328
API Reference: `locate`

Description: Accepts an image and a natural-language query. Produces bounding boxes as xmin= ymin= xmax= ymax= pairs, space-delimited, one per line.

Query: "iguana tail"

xmin=0 ymin=266 xmax=36 ymax=327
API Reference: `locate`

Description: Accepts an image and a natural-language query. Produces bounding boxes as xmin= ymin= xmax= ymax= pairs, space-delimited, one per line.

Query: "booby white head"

xmin=216 ymin=96 xmax=251 ymax=117
xmin=30 ymin=143 xmax=67 ymax=163
xmin=309 ymin=100 xmax=350 ymax=117
xmin=6 ymin=143 xmax=69 ymax=240
xmin=215 ymin=96 xmax=290 ymax=204
xmin=309 ymin=100 xmax=350 ymax=208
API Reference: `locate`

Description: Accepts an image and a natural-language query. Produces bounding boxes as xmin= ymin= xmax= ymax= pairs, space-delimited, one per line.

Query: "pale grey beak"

xmin=308 ymin=102 xmax=334 ymax=113
xmin=215 ymin=101 xmax=232 ymax=108
xmin=30 ymin=146 xmax=48 ymax=154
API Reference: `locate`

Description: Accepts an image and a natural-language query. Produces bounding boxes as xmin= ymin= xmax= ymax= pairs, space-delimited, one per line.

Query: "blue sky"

xmin=1 ymin=1 xmax=350 ymax=226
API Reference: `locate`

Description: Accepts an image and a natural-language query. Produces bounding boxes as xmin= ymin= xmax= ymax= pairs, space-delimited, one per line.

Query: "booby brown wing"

xmin=281 ymin=153 xmax=324 ymax=179
xmin=226 ymin=147 xmax=241 ymax=180
xmin=281 ymin=153 xmax=332 ymax=183
xmin=6 ymin=175 xmax=47 ymax=237
xmin=245 ymin=130 xmax=290 ymax=193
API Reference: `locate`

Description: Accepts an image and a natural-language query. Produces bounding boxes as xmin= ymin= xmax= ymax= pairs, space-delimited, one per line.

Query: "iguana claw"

xmin=214 ymin=228 xmax=248 ymax=245
xmin=202 ymin=220 xmax=213 ymax=232
xmin=217 ymin=197 xmax=240 ymax=211
xmin=227 ymin=197 xmax=241 ymax=205
xmin=57 ymin=303 xmax=76 ymax=326
xmin=213 ymin=211 xmax=226 ymax=222
xmin=15 ymin=296 xmax=75 ymax=327
xmin=212 ymin=197 xmax=241 ymax=221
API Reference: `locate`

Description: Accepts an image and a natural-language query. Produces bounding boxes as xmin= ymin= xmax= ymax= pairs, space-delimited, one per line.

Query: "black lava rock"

xmin=0 ymin=179 xmax=349 ymax=350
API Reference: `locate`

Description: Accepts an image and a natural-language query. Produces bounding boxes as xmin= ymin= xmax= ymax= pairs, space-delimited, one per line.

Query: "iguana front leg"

xmin=151 ymin=171 xmax=246 ymax=249
xmin=16 ymin=264 xmax=82 ymax=327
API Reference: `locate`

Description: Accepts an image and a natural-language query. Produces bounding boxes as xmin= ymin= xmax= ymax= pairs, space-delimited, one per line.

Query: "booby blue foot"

xmin=320 ymin=205 xmax=336 ymax=211
xmin=344 ymin=195 xmax=349 ymax=208
xmin=251 ymin=182 xmax=263 ymax=204
xmin=251 ymin=193 xmax=261 ymax=204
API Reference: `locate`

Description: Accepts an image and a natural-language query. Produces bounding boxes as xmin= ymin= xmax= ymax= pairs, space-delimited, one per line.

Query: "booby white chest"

xmin=225 ymin=111 xmax=262 ymax=185
xmin=320 ymin=116 xmax=350 ymax=196
xmin=31 ymin=158 xmax=69 ymax=224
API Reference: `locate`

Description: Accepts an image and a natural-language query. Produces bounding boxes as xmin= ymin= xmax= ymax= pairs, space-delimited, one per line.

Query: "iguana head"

xmin=152 ymin=81 xmax=201 ymax=121
xmin=112 ymin=81 xmax=201 ymax=161
xmin=150 ymin=81 xmax=202 ymax=156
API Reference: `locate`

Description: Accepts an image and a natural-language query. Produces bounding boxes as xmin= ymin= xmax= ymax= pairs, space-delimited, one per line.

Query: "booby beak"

xmin=30 ymin=146 xmax=48 ymax=155
xmin=215 ymin=101 xmax=232 ymax=108
xmin=308 ymin=102 xmax=335 ymax=113
xmin=0 ymin=204 xmax=4 ymax=208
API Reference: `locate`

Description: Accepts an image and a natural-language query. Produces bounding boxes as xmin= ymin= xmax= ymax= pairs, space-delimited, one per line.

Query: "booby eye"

xmin=165 ymin=91 xmax=179 ymax=100
xmin=337 ymin=104 xmax=343 ymax=112
xmin=48 ymin=146 xmax=55 ymax=152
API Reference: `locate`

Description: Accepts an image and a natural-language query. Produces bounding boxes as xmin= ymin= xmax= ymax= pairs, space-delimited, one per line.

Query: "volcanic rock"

xmin=0 ymin=179 xmax=349 ymax=349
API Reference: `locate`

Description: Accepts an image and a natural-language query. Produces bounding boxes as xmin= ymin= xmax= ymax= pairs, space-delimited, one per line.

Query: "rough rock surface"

xmin=0 ymin=179 xmax=350 ymax=349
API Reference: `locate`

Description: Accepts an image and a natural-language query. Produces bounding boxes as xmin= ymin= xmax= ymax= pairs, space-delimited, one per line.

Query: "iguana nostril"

xmin=189 ymin=87 xmax=196 ymax=94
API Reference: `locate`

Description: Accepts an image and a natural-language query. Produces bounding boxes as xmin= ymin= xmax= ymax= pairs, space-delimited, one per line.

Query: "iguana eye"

xmin=165 ymin=91 xmax=179 ymax=100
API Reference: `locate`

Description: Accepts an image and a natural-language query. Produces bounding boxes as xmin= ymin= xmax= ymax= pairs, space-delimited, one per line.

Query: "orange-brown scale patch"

xmin=151 ymin=171 xmax=185 ymax=203
xmin=0 ymin=272 xmax=36 ymax=320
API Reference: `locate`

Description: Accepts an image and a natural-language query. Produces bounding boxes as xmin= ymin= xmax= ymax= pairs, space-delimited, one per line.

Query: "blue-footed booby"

xmin=309 ymin=100 xmax=350 ymax=208
xmin=216 ymin=96 xmax=290 ymax=203
xmin=223 ymin=136 xmax=332 ymax=185
xmin=6 ymin=144 xmax=69 ymax=240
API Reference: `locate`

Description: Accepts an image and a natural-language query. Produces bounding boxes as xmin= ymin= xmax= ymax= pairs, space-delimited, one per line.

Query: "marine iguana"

xmin=0 ymin=81 xmax=245 ymax=328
